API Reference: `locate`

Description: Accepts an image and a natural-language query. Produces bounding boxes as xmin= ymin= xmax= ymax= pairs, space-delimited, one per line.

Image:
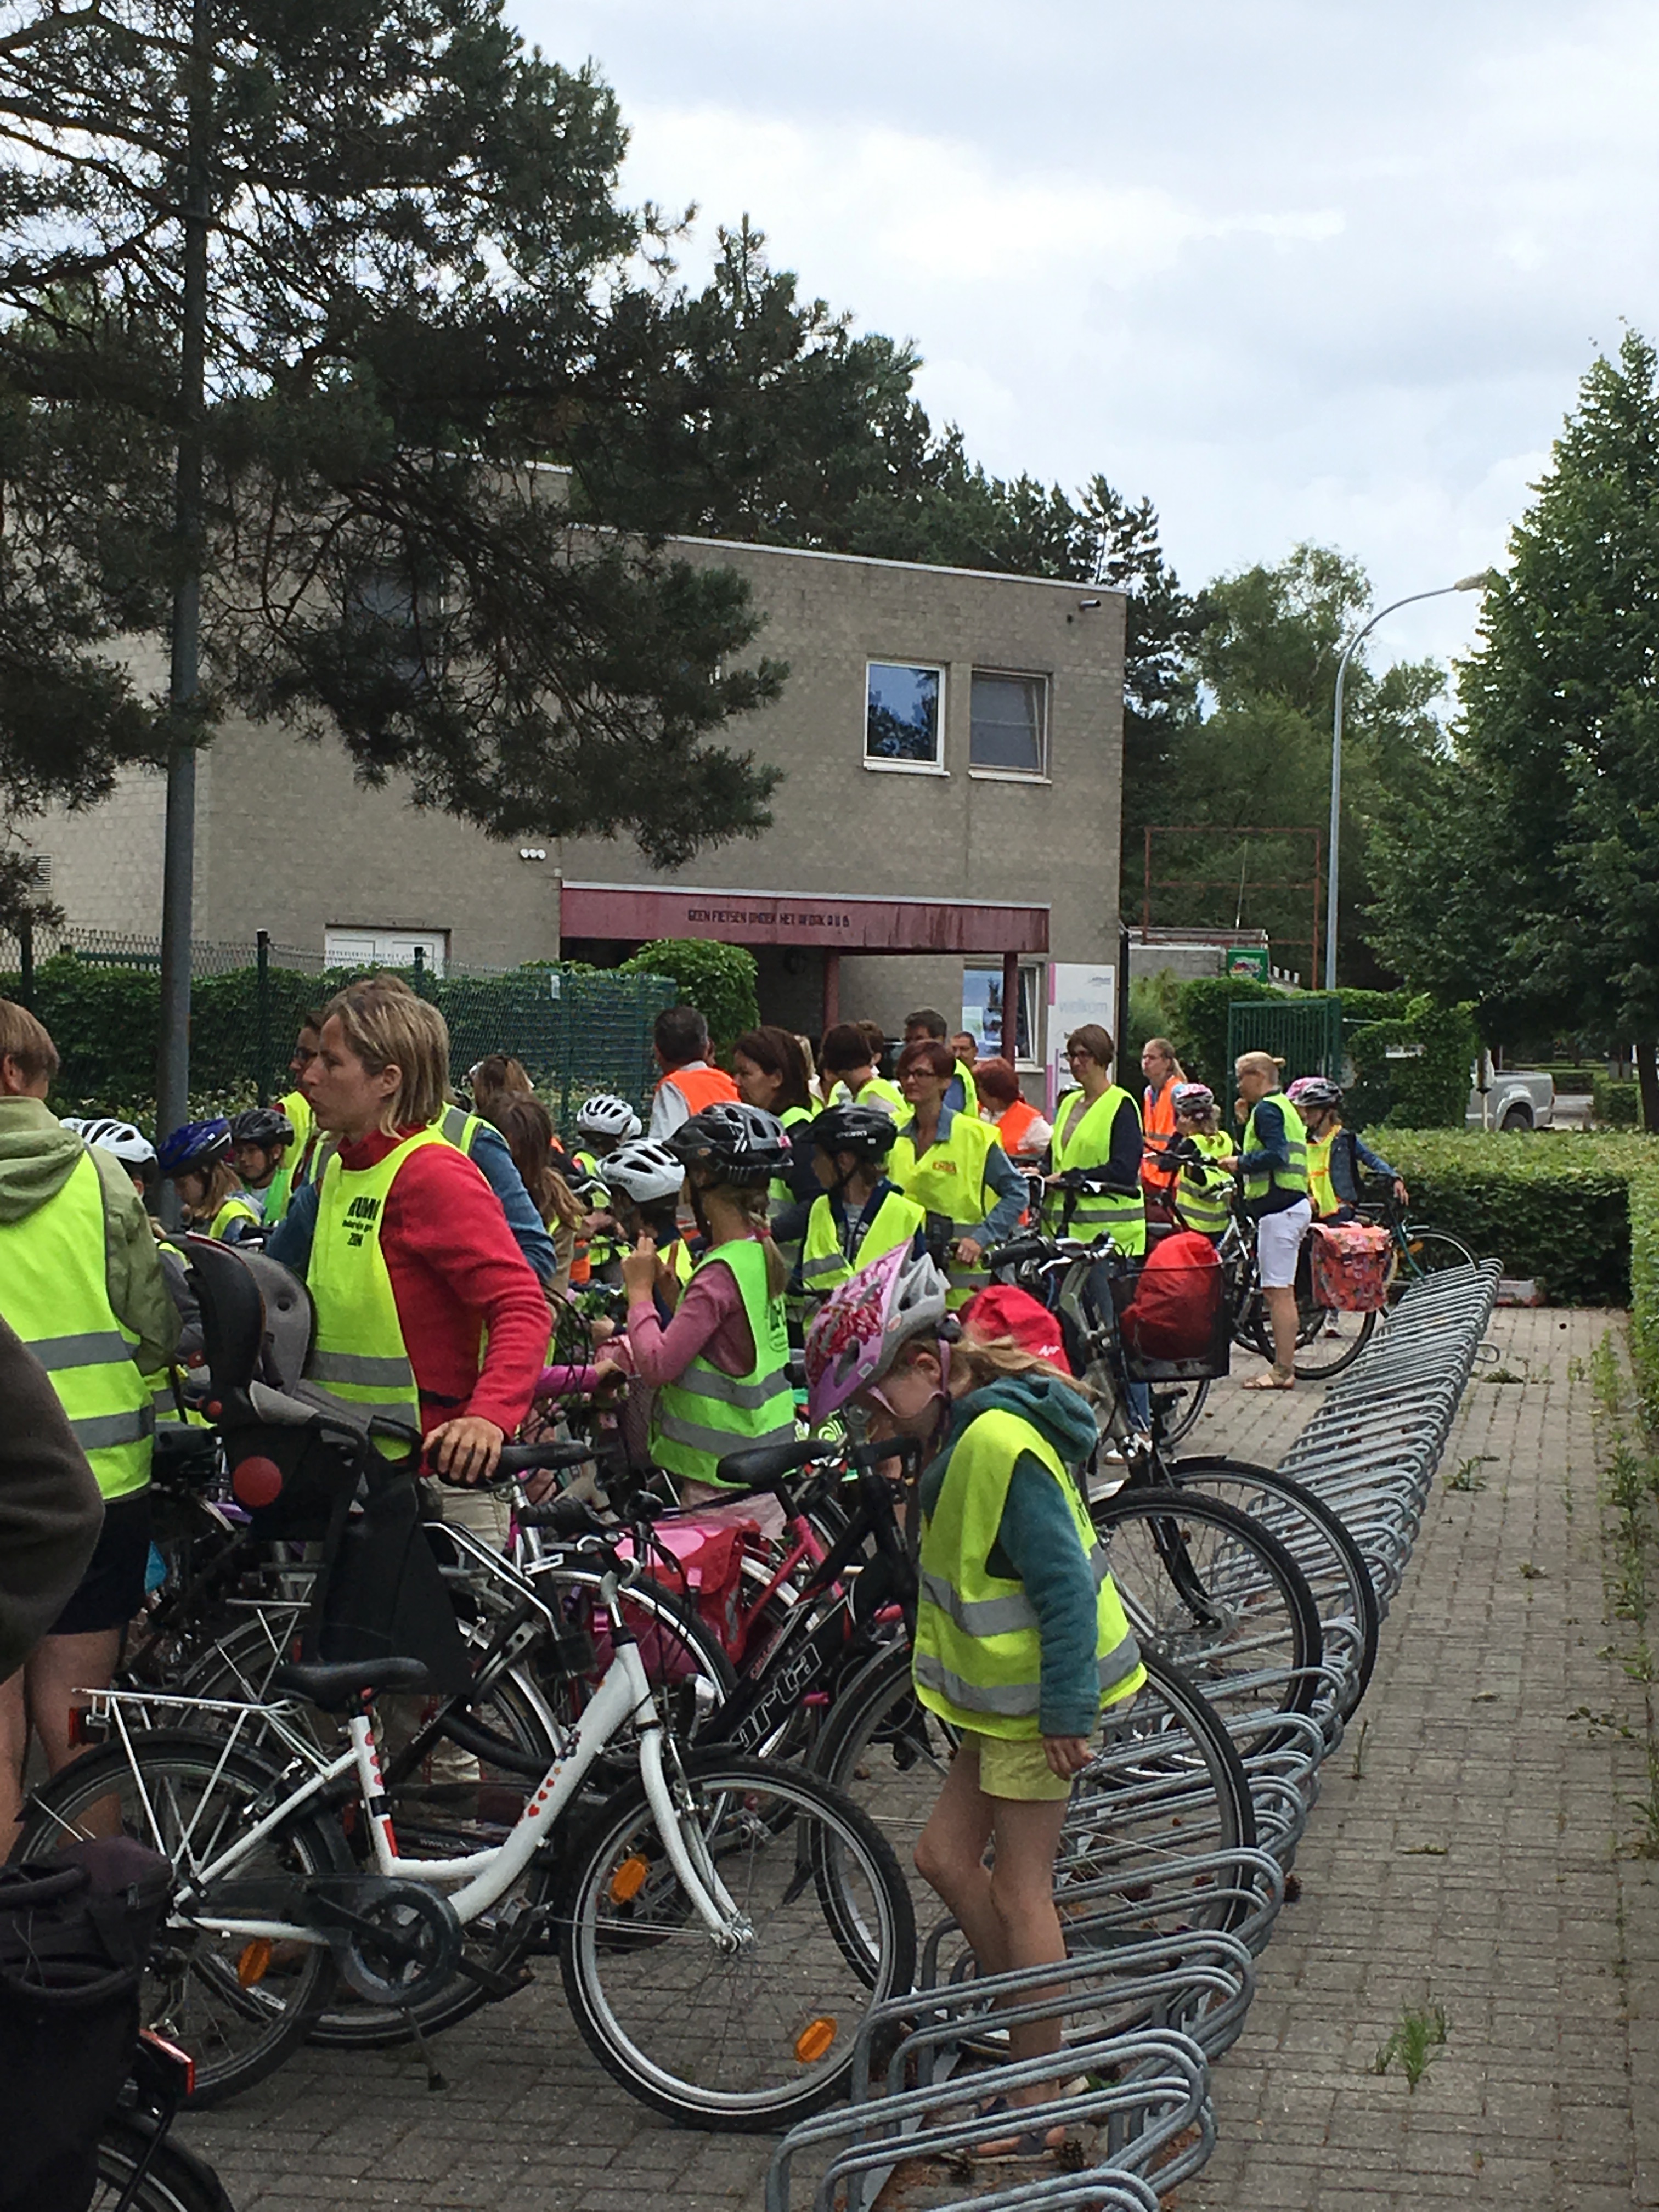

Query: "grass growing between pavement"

xmin=1372 ymin=2001 xmax=1448 ymax=2091
xmin=1589 ymin=1330 xmax=1659 ymax=1856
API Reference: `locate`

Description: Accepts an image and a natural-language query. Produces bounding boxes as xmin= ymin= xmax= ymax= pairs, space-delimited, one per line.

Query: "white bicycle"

xmin=14 ymin=1493 xmax=916 ymax=2130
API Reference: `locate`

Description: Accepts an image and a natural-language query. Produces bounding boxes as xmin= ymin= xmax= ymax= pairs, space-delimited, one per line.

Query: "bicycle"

xmin=16 ymin=1482 xmax=916 ymax=2130
xmin=93 ymin=2031 xmax=234 ymax=2212
xmin=1358 ymin=1184 xmax=1477 ymax=1303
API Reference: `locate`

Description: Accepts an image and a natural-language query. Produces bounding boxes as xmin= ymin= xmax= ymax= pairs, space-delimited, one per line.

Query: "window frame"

xmin=862 ymin=658 xmax=949 ymax=776
xmin=967 ymin=667 xmax=1051 ymax=782
xmin=961 ymin=960 xmax=1045 ymax=1070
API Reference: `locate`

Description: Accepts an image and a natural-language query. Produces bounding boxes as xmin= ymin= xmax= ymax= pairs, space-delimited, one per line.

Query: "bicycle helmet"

xmin=1170 ymin=1083 xmax=1216 ymax=1115
xmin=809 ymin=1103 xmax=898 ymax=1163
xmin=600 ymin=1138 xmax=685 ymax=1207
xmin=66 ymin=1116 xmax=157 ymax=1168
xmin=805 ymin=1247 xmax=953 ymax=1427
xmin=230 ymin=1107 xmax=295 ymax=1150
xmin=1286 ymin=1076 xmax=1342 ymax=1110
xmin=575 ymin=1093 xmax=643 ymax=1142
xmin=156 ymin=1116 xmax=233 ymax=1176
xmin=668 ymin=1102 xmax=792 ymax=1187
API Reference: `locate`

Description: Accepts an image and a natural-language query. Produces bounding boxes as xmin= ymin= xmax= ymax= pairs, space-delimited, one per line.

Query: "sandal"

xmin=1243 ymin=1367 xmax=1295 ymax=1391
xmin=967 ymin=2086 xmax=1084 ymax=2163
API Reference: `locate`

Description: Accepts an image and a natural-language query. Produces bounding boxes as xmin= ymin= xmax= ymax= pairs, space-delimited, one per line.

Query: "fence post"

xmin=256 ymin=929 xmax=272 ymax=1104
xmin=17 ymin=912 xmax=32 ymax=1011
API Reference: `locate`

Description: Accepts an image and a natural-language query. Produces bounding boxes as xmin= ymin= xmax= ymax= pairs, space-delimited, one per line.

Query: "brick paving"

xmin=176 ymin=1311 xmax=1659 ymax=2209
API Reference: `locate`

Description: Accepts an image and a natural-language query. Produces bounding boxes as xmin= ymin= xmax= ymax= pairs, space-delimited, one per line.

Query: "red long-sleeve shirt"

xmin=336 ymin=1128 xmax=549 ymax=1435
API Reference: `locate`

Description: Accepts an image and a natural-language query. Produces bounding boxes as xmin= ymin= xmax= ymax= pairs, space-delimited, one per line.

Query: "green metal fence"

xmin=0 ymin=924 xmax=676 ymax=1136
xmin=1226 ymin=996 xmax=1345 ymax=1084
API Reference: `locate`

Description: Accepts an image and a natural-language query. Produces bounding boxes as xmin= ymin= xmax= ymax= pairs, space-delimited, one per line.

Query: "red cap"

xmin=960 ymin=1285 xmax=1067 ymax=1367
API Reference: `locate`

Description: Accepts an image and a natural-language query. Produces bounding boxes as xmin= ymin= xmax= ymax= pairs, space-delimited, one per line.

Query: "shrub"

xmin=1384 ymin=1130 xmax=1650 ymax=1304
xmin=1169 ymin=975 xmax=1290 ymax=1093
xmin=619 ymin=939 xmax=759 ymax=1058
xmin=1345 ymin=995 xmax=1479 ymax=1129
xmin=1594 ymin=1076 xmax=1640 ymax=1127
xmin=1629 ymin=1157 xmax=1659 ymax=1429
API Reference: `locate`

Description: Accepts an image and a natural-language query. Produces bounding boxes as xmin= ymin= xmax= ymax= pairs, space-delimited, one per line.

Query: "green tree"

xmin=1369 ymin=328 xmax=1659 ymax=1122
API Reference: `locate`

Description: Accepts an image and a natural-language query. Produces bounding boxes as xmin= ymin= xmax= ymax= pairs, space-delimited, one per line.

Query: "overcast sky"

xmin=514 ymin=0 xmax=1652 ymax=680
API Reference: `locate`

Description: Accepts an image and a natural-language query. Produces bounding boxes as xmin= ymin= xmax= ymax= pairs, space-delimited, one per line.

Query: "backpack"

xmin=1118 ymin=1231 xmax=1224 ymax=1362
xmin=0 ymin=1837 xmax=172 ymax=2211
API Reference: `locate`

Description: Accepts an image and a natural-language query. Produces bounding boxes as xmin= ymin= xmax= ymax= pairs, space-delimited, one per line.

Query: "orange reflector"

xmin=794 ymin=2017 xmax=837 ymax=2064
xmin=608 ymin=1854 xmax=649 ymax=1904
xmin=236 ymin=1939 xmax=272 ymax=1989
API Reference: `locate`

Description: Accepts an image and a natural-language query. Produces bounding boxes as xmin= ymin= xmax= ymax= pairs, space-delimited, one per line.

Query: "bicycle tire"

xmin=1289 ymin=1296 xmax=1376 ymax=1381
xmin=14 ymin=1735 xmax=343 ymax=2106
xmin=1152 ymin=1379 xmax=1210 ymax=1447
xmin=1091 ymin=1487 xmax=1322 ymax=1721
xmin=93 ymin=2120 xmax=234 ymax=2212
xmin=558 ymin=1748 xmax=916 ymax=2131
xmin=1388 ymin=1226 xmax=1477 ymax=1304
xmin=811 ymin=1641 xmax=1255 ymax=1942
xmin=1164 ymin=1454 xmax=1381 ymax=1713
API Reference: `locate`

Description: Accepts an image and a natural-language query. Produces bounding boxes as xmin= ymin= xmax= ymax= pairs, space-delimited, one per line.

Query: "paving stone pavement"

xmin=174 ymin=1312 xmax=1659 ymax=2209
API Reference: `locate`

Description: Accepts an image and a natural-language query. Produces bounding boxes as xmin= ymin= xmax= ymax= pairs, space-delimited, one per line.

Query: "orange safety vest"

xmin=657 ymin=1064 xmax=740 ymax=1115
xmin=996 ymin=1098 xmax=1046 ymax=1160
xmin=1142 ymin=1077 xmax=1179 ymax=1195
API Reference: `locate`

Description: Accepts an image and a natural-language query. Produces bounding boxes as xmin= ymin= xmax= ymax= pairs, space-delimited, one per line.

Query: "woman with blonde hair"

xmin=1220 ymin=1050 xmax=1311 ymax=1390
xmin=280 ymin=973 xmax=550 ymax=1482
xmin=804 ymin=1250 xmax=1144 ymax=2163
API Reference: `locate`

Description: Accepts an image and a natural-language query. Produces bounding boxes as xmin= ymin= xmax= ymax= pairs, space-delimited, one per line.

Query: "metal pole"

xmin=256 ymin=928 xmax=272 ymax=1103
xmin=1326 ymin=575 xmax=1491 ymax=992
xmin=157 ymin=0 xmax=212 ymax=1161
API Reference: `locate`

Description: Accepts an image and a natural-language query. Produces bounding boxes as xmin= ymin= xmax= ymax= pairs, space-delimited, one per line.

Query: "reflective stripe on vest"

xmin=303 ymin=1128 xmax=450 ymax=1452
xmin=649 ymin=1238 xmax=793 ymax=1486
xmin=1175 ymin=1133 xmax=1235 ymax=1239
xmin=0 ymin=1150 xmax=153 ymax=1499
xmin=1043 ymin=1086 xmax=1147 ymax=1256
xmin=798 ymin=1188 xmax=928 ymax=1293
xmin=890 ymin=1114 xmax=1002 ymax=1309
xmin=1242 ymin=1094 xmax=1308 ymax=1206
xmin=439 ymin=1104 xmax=486 ymax=1155
xmin=912 ymin=1405 xmax=1145 ymax=1739
xmin=1306 ymin=1128 xmax=1337 ymax=1218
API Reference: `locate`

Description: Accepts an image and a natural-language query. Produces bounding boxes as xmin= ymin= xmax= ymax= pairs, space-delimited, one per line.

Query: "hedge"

xmin=1593 ymin=1075 xmax=1640 ymax=1127
xmin=1630 ymin=1156 xmax=1659 ymax=1430
xmin=1384 ymin=1130 xmax=1653 ymax=1305
xmin=618 ymin=939 xmax=759 ymax=1060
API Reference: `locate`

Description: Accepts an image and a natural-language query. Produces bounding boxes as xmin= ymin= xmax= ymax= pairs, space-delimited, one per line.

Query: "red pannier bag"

xmin=638 ymin=1517 xmax=756 ymax=1661
xmin=1310 ymin=1221 xmax=1392 ymax=1312
xmin=1119 ymin=1231 xmax=1223 ymax=1361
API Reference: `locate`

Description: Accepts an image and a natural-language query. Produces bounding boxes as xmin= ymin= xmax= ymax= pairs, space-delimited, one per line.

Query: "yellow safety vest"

xmin=798 ymin=1187 xmax=928 ymax=1297
xmin=204 ymin=1193 xmax=262 ymax=1241
xmin=840 ymin=1073 xmax=906 ymax=1117
xmin=649 ymin=1238 xmax=794 ymax=1488
xmin=303 ymin=1128 xmax=450 ymax=1454
xmin=1241 ymin=1094 xmax=1308 ymax=1210
xmin=913 ymin=1406 xmax=1144 ymax=1739
xmin=1043 ymin=1086 xmax=1147 ymax=1257
xmin=1306 ymin=1129 xmax=1338 ymax=1219
xmin=0 ymin=1150 xmax=153 ymax=1499
xmin=262 ymin=1090 xmax=315 ymax=1226
xmin=1175 ymin=1132 xmax=1235 ymax=1240
xmin=890 ymin=1112 xmax=1003 ymax=1310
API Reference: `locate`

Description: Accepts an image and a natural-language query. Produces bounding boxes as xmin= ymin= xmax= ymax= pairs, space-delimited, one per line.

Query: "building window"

xmin=325 ymin=927 xmax=449 ymax=976
xmin=963 ymin=963 xmax=1040 ymax=1063
xmin=865 ymin=662 xmax=944 ymax=769
xmin=970 ymin=672 xmax=1048 ymax=776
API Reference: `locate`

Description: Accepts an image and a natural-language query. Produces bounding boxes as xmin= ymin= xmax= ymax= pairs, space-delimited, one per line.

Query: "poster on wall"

xmin=960 ymin=967 xmax=1034 ymax=1062
xmin=1046 ymin=962 xmax=1116 ymax=1115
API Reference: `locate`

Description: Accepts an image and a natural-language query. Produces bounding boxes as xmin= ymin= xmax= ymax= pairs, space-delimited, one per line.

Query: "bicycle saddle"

xmin=270 ymin=1657 xmax=433 ymax=1711
xmin=714 ymin=1436 xmax=841 ymax=1491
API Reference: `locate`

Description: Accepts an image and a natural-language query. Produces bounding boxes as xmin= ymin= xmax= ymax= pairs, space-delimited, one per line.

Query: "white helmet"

xmin=601 ymin=1138 xmax=685 ymax=1206
xmin=575 ymin=1094 xmax=643 ymax=1142
xmin=67 ymin=1116 xmax=157 ymax=1168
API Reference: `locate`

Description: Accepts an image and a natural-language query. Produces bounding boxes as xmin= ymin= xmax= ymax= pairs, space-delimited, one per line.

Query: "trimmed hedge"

xmin=1384 ymin=1130 xmax=1652 ymax=1305
xmin=1593 ymin=1076 xmax=1640 ymax=1127
xmin=1629 ymin=1157 xmax=1659 ymax=1430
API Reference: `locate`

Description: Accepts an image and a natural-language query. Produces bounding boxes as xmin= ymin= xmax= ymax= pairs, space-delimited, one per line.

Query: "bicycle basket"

xmin=1109 ymin=1233 xmax=1231 ymax=1381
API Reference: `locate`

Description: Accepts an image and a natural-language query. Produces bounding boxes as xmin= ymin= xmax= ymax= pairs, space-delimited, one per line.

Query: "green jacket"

xmin=0 ymin=1096 xmax=179 ymax=1375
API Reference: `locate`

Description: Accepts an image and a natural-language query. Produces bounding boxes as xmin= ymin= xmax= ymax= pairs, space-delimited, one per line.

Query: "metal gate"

xmin=1226 ymin=997 xmax=1344 ymax=1082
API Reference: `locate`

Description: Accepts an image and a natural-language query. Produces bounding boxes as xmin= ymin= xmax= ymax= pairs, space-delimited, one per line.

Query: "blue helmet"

xmin=157 ymin=1116 xmax=233 ymax=1176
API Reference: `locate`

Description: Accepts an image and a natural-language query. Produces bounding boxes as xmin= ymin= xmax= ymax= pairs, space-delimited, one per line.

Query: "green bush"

xmin=619 ymin=939 xmax=759 ymax=1059
xmin=1629 ymin=1158 xmax=1659 ymax=1429
xmin=1125 ymin=969 xmax=1183 ymax=1074
xmin=1169 ymin=975 xmax=1290 ymax=1093
xmin=1593 ymin=1075 xmax=1640 ymax=1127
xmin=1345 ymin=995 xmax=1479 ymax=1129
xmin=1385 ymin=1130 xmax=1651 ymax=1304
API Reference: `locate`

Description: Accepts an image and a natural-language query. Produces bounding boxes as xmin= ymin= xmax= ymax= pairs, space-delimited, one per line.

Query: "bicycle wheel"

xmin=1165 ymin=1454 xmax=1381 ymax=1713
xmin=94 ymin=2121 xmax=233 ymax=2212
xmin=1091 ymin=1487 xmax=1322 ymax=1719
xmin=14 ymin=1736 xmax=342 ymax=2104
xmin=812 ymin=1643 xmax=1255 ymax=1943
xmin=1388 ymin=1226 xmax=1476 ymax=1304
xmin=1151 ymin=1379 xmax=1210 ymax=1447
xmin=558 ymin=1749 xmax=916 ymax=2131
xmin=1290 ymin=1296 xmax=1375 ymax=1381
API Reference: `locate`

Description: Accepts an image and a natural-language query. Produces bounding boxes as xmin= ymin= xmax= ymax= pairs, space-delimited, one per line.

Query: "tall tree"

xmin=1369 ymin=326 xmax=1659 ymax=1121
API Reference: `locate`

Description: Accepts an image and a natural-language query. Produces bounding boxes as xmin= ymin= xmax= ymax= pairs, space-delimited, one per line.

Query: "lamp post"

xmin=1325 ymin=572 xmax=1491 ymax=991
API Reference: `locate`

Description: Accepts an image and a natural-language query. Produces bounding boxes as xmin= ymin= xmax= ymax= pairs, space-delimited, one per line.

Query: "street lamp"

xmin=1325 ymin=572 xmax=1491 ymax=991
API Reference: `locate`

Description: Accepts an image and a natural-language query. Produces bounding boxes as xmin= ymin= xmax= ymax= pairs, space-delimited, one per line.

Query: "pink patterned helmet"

xmin=804 ymin=1246 xmax=952 ymax=1427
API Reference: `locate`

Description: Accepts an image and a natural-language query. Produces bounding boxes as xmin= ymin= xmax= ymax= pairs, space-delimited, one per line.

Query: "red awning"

xmin=560 ymin=882 xmax=1048 ymax=955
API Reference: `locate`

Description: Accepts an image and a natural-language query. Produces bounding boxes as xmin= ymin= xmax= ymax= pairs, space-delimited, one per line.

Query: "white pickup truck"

xmin=1466 ymin=1058 xmax=1554 ymax=1131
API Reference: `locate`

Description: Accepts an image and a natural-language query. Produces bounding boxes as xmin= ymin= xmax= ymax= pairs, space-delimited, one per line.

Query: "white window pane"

xmin=970 ymin=673 xmax=1046 ymax=772
xmin=866 ymin=663 xmax=941 ymax=763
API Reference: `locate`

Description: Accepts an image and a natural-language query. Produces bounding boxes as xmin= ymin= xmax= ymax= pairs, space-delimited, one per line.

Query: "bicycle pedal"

xmin=458 ymin=1955 xmax=537 ymax=1997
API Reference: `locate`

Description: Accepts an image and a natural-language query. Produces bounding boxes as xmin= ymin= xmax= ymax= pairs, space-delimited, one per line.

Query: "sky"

xmin=509 ymin=0 xmax=1659 ymax=687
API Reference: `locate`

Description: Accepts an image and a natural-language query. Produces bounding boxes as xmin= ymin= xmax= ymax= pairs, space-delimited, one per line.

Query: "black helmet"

xmin=230 ymin=1107 xmax=296 ymax=1150
xmin=810 ymin=1103 xmax=897 ymax=1163
xmin=668 ymin=1102 xmax=793 ymax=1187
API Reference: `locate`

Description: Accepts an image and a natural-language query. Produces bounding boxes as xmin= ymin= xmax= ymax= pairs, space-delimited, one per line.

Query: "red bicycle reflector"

xmin=232 ymin=1455 xmax=284 ymax=1509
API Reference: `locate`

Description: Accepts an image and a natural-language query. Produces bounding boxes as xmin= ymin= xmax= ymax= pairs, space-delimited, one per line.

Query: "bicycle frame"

xmin=79 ymin=1592 xmax=742 ymax=1953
